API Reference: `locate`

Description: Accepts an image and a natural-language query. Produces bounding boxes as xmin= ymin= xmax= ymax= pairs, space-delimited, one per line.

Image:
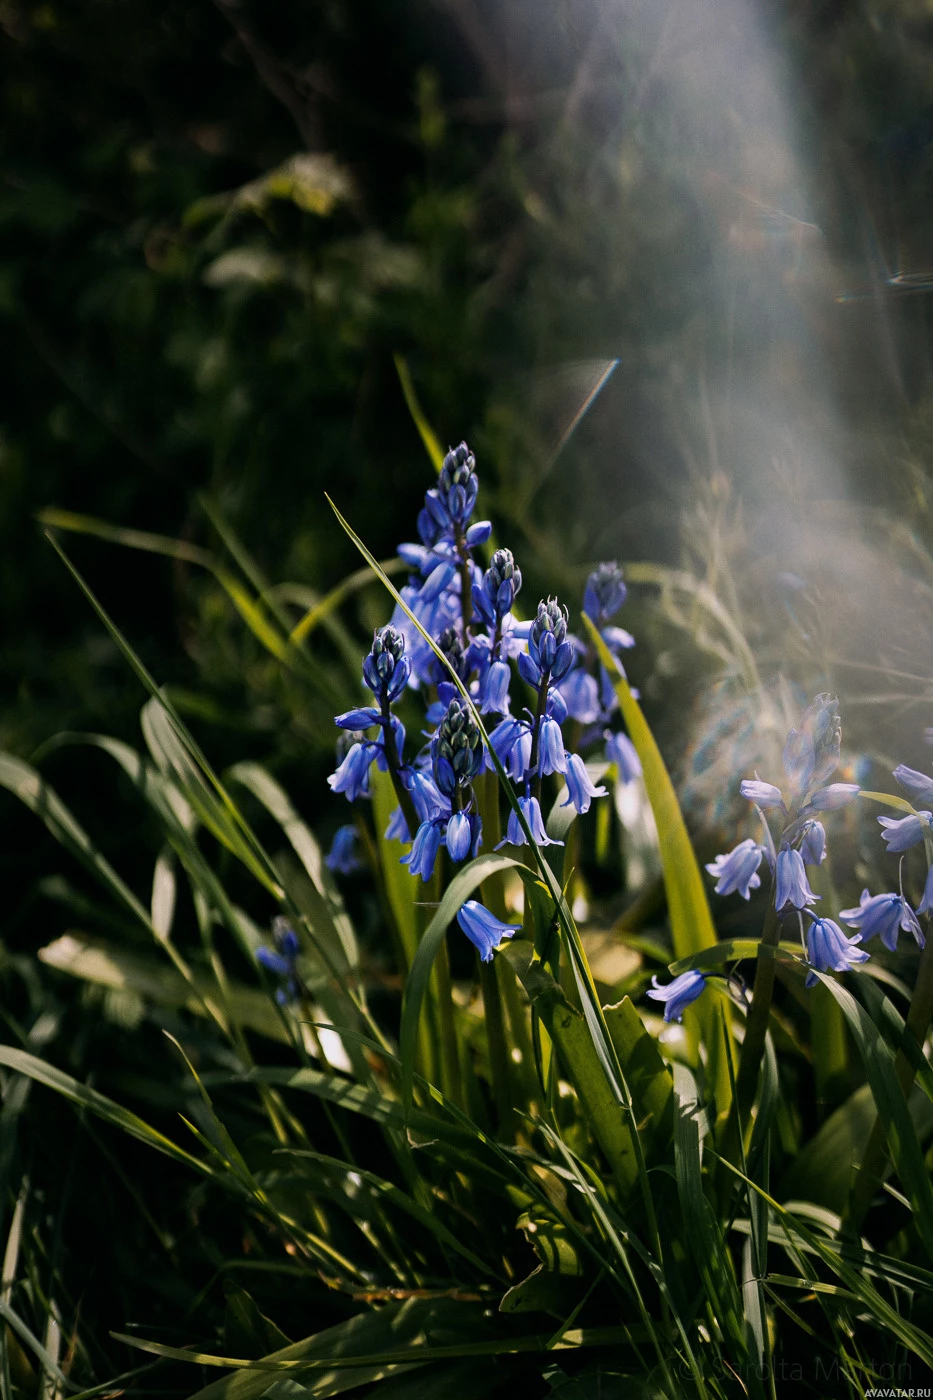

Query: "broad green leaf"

xmin=602 ymin=998 xmax=672 ymax=1155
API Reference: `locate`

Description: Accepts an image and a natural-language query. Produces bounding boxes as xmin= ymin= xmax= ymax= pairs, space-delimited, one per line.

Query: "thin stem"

xmin=380 ymin=696 xmax=419 ymax=836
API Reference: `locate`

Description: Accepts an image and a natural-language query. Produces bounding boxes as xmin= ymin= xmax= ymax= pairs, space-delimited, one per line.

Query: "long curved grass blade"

xmin=393 ymin=355 xmax=444 ymax=471
xmin=0 ymin=1047 xmax=208 ymax=1175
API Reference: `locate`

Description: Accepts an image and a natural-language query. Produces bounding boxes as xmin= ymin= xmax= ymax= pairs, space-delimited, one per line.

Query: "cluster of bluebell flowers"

xmin=319 ymin=440 xmax=641 ymax=967
xmin=648 ymin=695 xmax=933 ymax=1021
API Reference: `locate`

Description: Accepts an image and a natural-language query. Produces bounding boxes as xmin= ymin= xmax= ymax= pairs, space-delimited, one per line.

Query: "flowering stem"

xmin=431 ymin=930 xmax=464 ymax=1109
xmin=379 ymin=697 xmax=419 ymax=838
xmin=727 ymin=897 xmax=781 ymax=1147
xmin=843 ymin=930 xmax=933 ymax=1235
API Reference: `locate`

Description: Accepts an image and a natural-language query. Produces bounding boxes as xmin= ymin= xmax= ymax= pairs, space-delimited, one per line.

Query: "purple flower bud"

xmin=456 ymin=900 xmax=520 ymax=962
xmin=706 ymin=838 xmax=765 ymax=899
xmin=647 ymin=970 xmax=707 ymax=1023
xmin=739 ymin=779 xmax=784 ymax=809
xmin=878 ymin=811 xmax=932 ymax=852
xmin=808 ymin=783 xmax=860 ymax=810
xmin=583 ymin=562 xmax=627 ymax=623
xmin=550 ymin=640 xmax=575 ymax=682
xmin=465 ymin=521 xmax=492 ymax=547
xmin=517 ymin=651 xmax=542 ymax=688
xmin=445 ymin=810 xmax=474 ymax=862
xmin=839 ymin=889 xmax=924 ymax=952
xmin=562 ymin=753 xmax=607 ymax=815
xmin=805 ymin=914 xmax=869 ymax=988
xmin=775 ymin=847 xmax=819 ymax=912
xmin=334 ymin=706 xmax=382 ymax=730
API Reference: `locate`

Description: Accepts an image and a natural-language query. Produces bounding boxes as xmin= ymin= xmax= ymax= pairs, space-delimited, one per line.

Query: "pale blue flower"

xmin=457 ymin=900 xmax=521 ymax=962
xmin=706 ymin=838 xmax=766 ymax=899
xmin=647 ymin=970 xmax=708 ymax=1023
xmin=878 ymin=811 xmax=932 ymax=852
xmin=401 ymin=819 xmax=443 ymax=881
xmin=328 ymin=742 xmax=376 ymax=801
xmin=562 ymin=753 xmax=607 ymax=815
xmin=839 ymin=889 xmax=924 ymax=952
xmin=446 ymin=809 xmax=482 ymax=863
xmin=558 ymin=670 xmax=601 ymax=724
xmin=807 ymin=783 xmax=860 ymax=811
xmin=775 ymin=847 xmax=819 ymax=911
xmin=805 ymin=915 xmax=869 ymax=988
xmin=583 ymin=562 xmax=627 ymax=623
xmin=739 ymin=779 xmax=784 ymax=809
xmin=537 ymin=716 xmax=567 ymax=776
xmin=894 ymin=764 xmax=933 ymax=807
xmin=499 ymin=795 xmax=562 ymax=849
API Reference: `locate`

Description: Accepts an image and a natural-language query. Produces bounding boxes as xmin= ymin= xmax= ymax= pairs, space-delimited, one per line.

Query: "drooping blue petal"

xmin=538 ymin=716 xmax=567 ymax=776
xmin=706 ymin=838 xmax=766 ymax=900
xmin=878 ymin=811 xmax=932 ymax=852
xmin=775 ymin=847 xmax=819 ymax=911
xmin=894 ymin=764 xmax=933 ymax=807
xmin=328 ymin=742 xmax=375 ymax=801
xmin=498 ymin=795 xmax=562 ymax=849
xmin=561 ymin=753 xmax=607 ymax=814
xmin=805 ymin=914 xmax=869 ymax=988
xmin=384 ymin=806 xmax=411 ymax=843
xmin=456 ymin=900 xmax=521 ymax=962
xmin=481 ymin=660 xmax=512 ymax=715
xmin=646 ymin=970 xmax=707 ymax=1023
xmin=401 ymin=819 xmax=442 ymax=882
xmin=839 ymin=889 xmax=924 ymax=952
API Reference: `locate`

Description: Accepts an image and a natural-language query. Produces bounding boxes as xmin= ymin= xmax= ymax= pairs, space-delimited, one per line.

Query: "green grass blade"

xmin=393 ymin=355 xmax=444 ymax=471
xmin=0 ymin=1047 xmax=208 ymax=1175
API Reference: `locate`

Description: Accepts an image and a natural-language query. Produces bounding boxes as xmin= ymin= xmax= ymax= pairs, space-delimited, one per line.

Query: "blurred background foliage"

xmin=6 ymin=0 xmax=933 ymax=1386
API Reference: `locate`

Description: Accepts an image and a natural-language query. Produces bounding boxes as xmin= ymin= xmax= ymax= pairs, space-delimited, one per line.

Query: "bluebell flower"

xmin=562 ymin=753 xmax=607 ymax=815
xmin=402 ymin=819 xmax=443 ymax=882
xmin=583 ymin=562 xmax=627 ymax=624
xmin=488 ymin=716 xmax=533 ymax=781
xmin=919 ymin=864 xmax=933 ymax=916
xmin=839 ymin=889 xmax=925 ymax=952
xmin=328 ymin=741 xmax=376 ymax=801
xmin=481 ymin=659 xmax=512 ymax=715
xmin=499 ymin=795 xmax=562 ymax=849
xmin=647 ymin=970 xmax=708 ymax=1023
xmin=878 ymin=811 xmax=932 ymax=852
xmin=775 ymin=847 xmax=819 ymax=911
xmin=446 ymin=809 xmax=482 ymax=862
xmin=805 ymin=914 xmax=869 ymax=988
xmin=605 ymin=730 xmax=642 ymax=783
xmin=706 ymin=838 xmax=766 ymax=899
xmin=325 ymin=825 xmax=362 ymax=875
xmin=472 ymin=548 xmax=522 ymax=629
xmin=559 ymin=670 xmax=601 ymax=724
xmin=894 ymin=764 xmax=933 ymax=807
xmin=800 ymin=820 xmax=826 ymax=866
xmin=537 ymin=715 xmax=567 ymax=776
xmin=739 ymin=779 xmax=784 ymax=810
xmin=425 ymin=442 xmax=479 ymax=534
xmin=457 ymin=900 xmax=521 ymax=962
xmin=257 ymin=918 xmax=302 ymax=1004
xmin=807 ymin=783 xmax=860 ymax=811
xmin=334 ymin=706 xmax=383 ymax=730
xmin=409 ymin=770 xmax=448 ymax=823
